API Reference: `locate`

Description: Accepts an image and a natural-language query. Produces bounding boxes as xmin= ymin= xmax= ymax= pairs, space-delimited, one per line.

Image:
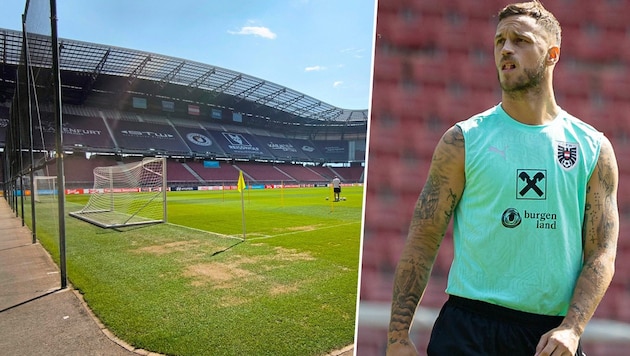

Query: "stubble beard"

xmin=498 ymin=57 xmax=547 ymax=99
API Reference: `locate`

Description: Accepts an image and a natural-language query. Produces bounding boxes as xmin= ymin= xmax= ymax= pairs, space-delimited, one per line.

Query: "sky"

xmin=0 ymin=0 xmax=377 ymax=110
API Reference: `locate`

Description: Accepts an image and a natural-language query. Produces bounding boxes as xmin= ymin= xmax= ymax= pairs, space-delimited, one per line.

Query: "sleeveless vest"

xmin=446 ymin=104 xmax=602 ymax=316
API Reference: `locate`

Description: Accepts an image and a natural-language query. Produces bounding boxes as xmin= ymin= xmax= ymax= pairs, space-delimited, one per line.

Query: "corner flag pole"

xmin=237 ymin=171 xmax=246 ymax=239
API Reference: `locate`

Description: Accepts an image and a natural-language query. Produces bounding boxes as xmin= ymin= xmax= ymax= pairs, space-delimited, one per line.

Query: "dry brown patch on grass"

xmin=272 ymin=224 xmax=324 ymax=233
xmin=183 ymin=247 xmax=314 ymax=291
xmin=135 ymin=240 xmax=199 ymax=255
xmin=184 ymin=261 xmax=255 ymax=289
xmin=270 ymin=283 xmax=299 ymax=295
xmin=269 ymin=246 xmax=315 ymax=262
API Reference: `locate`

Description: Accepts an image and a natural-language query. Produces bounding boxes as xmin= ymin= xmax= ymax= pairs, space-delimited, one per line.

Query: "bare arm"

xmin=386 ymin=126 xmax=466 ymax=355
xmin=536 ymin=136 xmax=619 ymax=356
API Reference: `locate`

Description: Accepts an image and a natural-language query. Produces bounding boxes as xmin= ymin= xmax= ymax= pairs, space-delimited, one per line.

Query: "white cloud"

xmin=333 ymin=81 xmax=344 ymax=88
xmin=305 ymin=65 xmax=326 ymax=72
xmin=340 ymin=47 xmax=366 ymax=58
xmin=228 ymin=26 xmax=277 ymax=39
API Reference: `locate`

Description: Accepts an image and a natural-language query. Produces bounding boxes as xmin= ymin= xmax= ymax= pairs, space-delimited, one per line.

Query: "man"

xmin=332 ymin=176 xmax=341 ymax=202
xmin=386 ymin=1 xmax=619 ymax=355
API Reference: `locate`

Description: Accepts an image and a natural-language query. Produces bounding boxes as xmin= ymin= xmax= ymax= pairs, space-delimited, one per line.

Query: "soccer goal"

xmin=69 ymin=157 xmax=167 ymax=228
xmin=33 ymin=176 xmax=58 ymax=203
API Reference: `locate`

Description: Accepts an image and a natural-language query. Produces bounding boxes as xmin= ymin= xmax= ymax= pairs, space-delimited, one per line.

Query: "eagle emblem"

xmin=556 ymin=141 xmax=578 ymax=170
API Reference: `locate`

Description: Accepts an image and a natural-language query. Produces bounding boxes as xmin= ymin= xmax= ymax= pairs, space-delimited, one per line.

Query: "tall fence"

xmin=3 ymin=0 xmax=66 ymax=288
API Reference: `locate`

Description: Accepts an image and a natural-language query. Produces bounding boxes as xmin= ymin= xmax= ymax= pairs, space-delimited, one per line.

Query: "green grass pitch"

xmin=27 ymin=185 xmax=364 ymax=356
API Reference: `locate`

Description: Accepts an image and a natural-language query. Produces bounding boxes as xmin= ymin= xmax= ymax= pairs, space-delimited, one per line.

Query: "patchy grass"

xmin=25 ymin=186 xmax=363 ymax=355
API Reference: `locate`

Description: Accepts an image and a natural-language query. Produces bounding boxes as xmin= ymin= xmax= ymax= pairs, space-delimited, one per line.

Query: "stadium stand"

xmin=360 ymin=0 xmax=630 ymax=354
xmin=0 ymin=28 xmax=366 ymax=196
xmin=183 ymin=160 xmax=240 ymax=184
xmin=165 ymin=160 xmax=200 ymax=184
xmin=273 ymin=164 xmax=328 ymax=182
xmin=234 ymin=162 xmax=295 ymax=183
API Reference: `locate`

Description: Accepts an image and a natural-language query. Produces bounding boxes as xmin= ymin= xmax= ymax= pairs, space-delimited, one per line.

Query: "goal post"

xmin=33 ymin=176 xmax=58 ymax=203
xmin=69 ymin=157 xmax=167 ymax=228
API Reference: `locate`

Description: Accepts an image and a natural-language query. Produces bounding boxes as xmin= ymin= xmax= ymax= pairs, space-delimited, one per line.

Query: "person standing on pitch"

xmin=386 ymin=1 xmax=619 ymax=355
xmin=332 ymin=176 xmax=342 ymax=202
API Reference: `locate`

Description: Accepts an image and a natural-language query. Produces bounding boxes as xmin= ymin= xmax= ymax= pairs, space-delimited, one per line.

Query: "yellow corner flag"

xmin=237 ymin=170 xmax=247 ymax=239
xmin=237 ymin=170 xmax=246 ymax=192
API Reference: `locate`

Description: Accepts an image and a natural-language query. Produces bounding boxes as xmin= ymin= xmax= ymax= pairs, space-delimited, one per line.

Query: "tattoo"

xmin=445 ymin=188 xmax=457 ymax=221
xmin=389 ymin=126 xmax=465 ymax=342
xmin=442 ymin=127 xmax=464 ymax=148
xmin=569 ymin=137 xmax=619 ymax=336
xmin=415 ymin=174 xmax=440 ymax=220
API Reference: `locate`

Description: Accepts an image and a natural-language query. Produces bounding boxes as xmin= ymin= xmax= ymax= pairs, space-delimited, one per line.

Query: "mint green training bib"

xmin=446 ymin=104 xmax=602 ymax=316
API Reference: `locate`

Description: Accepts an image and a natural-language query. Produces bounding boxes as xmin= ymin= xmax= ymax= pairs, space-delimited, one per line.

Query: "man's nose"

xmin=501 ymin=40 xmax=515 ymax=56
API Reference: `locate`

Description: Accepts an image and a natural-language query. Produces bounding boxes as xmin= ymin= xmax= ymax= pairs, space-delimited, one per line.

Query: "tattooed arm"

xmin=536 ymin=136 xmax=619 ymax=356
xmin=386 ymin=126 xmax=466 ymax=355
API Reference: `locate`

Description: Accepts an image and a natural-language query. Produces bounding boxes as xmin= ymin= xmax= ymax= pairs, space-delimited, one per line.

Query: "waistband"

xmin=446 ymin=295 xmax=565 ymax=327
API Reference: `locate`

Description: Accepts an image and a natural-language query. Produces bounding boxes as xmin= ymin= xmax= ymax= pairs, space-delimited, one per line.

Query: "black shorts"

xmin=334 ymin=187 xmax=341 ymax=193
xmin=427 ymin=295 xmax=584 ymax=356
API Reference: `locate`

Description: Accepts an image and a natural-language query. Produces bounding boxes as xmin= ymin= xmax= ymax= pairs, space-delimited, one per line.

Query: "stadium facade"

xmin=0 ymin=28 xmax=368 ymax=189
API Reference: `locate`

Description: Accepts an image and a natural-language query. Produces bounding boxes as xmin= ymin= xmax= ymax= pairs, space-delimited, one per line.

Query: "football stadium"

xmin=359 ymin=0 xmax=630 ymax=355
xmin=0 ymin=2 xmax=367 ymax=355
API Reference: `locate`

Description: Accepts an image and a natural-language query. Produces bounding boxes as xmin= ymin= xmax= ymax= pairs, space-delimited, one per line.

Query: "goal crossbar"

xmin=69 ymin=157 xmax=167 ymax=228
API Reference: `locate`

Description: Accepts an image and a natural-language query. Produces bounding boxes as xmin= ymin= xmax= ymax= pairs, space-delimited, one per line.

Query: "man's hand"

xmin=534 ymin=326 xmax=580 ymax=356
xmin=386 ymin=337 xmax=420 ymax=356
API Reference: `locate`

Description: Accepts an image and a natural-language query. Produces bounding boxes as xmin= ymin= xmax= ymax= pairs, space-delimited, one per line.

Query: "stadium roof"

xmin=0 ymin=28 xmax=368 ymax=126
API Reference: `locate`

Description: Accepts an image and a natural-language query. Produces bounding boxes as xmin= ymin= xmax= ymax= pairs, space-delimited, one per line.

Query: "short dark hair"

xmin=498 ymin=1 xmax=562 ymax=46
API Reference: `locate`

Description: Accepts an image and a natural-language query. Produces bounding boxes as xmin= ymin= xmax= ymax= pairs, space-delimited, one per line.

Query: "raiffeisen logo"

xmin=501 ymin=208 xmax=521 ymax=228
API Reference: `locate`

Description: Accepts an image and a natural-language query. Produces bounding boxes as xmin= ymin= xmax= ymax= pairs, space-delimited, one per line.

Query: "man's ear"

xmin=547 ymin=46 xmax=560 ymax=65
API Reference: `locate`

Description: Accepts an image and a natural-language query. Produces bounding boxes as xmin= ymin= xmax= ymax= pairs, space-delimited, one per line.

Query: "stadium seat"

xmin=591 ymin=0 xmax=630 ymax=30
xmin=382 ymin=10 xmax=442 ymax=50
xmin=373 ymin=52 xmax=405 ymax=83
xmin=437 ymin=17 xmax=495 ymax=54
xmin=452 ymin=0 xmax=505 ymax=20
xmin=600 ymin=69 xmax=630 ymax=103
xmin=564 ymin=26 xmax=617 ymax=63
xmin=554 ymin=66 xmax=595 ymax=99
xmin=410 ymin=55 xmax=453 ymax=87
xmin=167 ymin=161 xmax=199 ymax=183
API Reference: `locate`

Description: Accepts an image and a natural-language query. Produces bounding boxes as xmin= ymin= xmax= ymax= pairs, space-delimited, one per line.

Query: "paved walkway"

xmin=0 ymin=199 xmax=139 ymax=355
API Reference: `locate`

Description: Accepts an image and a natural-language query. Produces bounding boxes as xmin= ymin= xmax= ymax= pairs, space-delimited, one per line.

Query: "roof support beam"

xmin=254 ymin=87 xmax=285 ymax=107
xmin=234 ymin=81 xmax=265 ymax=103
xmin=211 ymin=74 xmax=241 ymax=97
xmin=127 ymin=55 xmax=151 ymax=85
xmin=275 ymin=94 xmax=304 ymax=112
xmin=79 ymin=48 xmax=110 ymax=103
xmin=188 ymin=68 xmax=215 ymax=91
xmin=305 ymin=107 xmax=341 ymax=122
xmin=159 ymin=60 xmax=185 ymax=89
xmin=289 ymin=100 xmax=321 ymax=117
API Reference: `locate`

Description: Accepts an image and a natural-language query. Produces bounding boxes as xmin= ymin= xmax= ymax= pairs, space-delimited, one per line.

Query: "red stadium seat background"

xmin=360 ymin=0 xmax=630 ymax=354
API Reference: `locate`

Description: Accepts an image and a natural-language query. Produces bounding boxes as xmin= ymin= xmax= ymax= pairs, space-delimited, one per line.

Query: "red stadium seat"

xmin=554 ymin=66 xmax=595 ymax=99
xmin=453 ymin=0 xmax=505 ymax=20
xmin=600 ymin=69 xmax=630 ymax=103
xmin=410 ymin=54 xmax=453 ymax=86
xmin=591 ymin=0 xmax=630 ymax=30
xmin=384 ymin=11 xmax=442 ymax=49
xmin=543 ymin=2 xmax=593 ymax=28
xmin=373 ymin=52 xmax=406 ymax=83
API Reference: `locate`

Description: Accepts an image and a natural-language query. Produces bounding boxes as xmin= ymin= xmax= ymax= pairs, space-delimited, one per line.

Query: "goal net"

xmin=69 ymin=157 xmax=167 ymax=228
xmin=33 ymin=176 xmax=58 ymax=203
